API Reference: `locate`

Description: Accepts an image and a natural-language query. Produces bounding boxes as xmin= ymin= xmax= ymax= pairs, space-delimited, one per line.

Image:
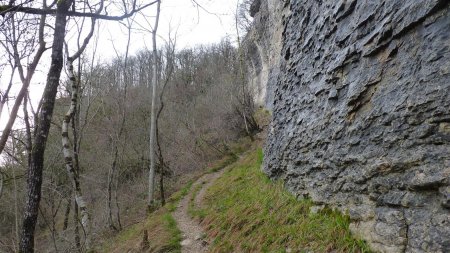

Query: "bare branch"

xmin=1 ymin=1 xmax=157 ymax=21
xmin=0 ymin=5 xmax=47 ymax=155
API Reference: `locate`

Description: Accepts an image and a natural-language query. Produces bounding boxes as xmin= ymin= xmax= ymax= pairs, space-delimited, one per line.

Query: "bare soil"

xmin=172 ymin=168 xmax=226 ymax=253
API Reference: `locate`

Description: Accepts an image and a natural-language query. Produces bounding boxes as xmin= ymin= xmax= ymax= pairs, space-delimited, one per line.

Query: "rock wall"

xmin=254 ymin=0 xmax=450 ymax=252
xmin=244 ymin=0 xmax=288 ymax=109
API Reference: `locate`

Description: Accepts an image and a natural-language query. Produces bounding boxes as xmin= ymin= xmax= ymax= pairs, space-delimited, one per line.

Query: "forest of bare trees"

xmin=0 ymin=0 xmax=258 ymax=252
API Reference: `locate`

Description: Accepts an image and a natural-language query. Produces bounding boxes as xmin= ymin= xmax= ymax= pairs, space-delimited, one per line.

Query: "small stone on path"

xmin=181 ymin=239 xmax=192 ymax=246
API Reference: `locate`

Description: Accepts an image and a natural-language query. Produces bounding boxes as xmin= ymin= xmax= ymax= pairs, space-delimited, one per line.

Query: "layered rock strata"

xmin=253 ymin=0 xmax=450 ymax=252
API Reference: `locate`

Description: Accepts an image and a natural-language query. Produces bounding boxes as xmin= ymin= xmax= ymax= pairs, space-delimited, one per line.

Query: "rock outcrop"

xmin=252 ymin=0 xmax=450 ymax=252
xmin=244 ymin=0 xmax=288 ymax=109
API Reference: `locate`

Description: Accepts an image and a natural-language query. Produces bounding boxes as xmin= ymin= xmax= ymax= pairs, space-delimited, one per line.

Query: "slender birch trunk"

xmin=73 ymin=200 xmax=81 ymax=251
xmin=148 ymin=0 xmax=161 ymax=210
xmin=62 ymin=58 xmax=91 ymax=251
xmin=59 ymin=12 xmax=97 ymax=251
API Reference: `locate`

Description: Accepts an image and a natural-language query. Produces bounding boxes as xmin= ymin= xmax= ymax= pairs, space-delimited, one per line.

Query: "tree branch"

xmin=1 ymin=1 xmax=157 ymax=20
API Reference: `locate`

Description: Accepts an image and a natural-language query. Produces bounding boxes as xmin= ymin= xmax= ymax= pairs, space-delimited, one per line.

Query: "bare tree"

xmin=148 ymin=0 xmax=161 ymax=211
xmin=236 ymin=0 xmax=254 ymax=36
xmin=0 ymin=1 xmax=159 ymax=252
xmin=155 ymin=34 xmax=177 ymax=206
xmin=235 ymin=0 xmax=259 ymax=140
xmin=0 ymin=2 xmax=257 ymax=251
xmin=61 ymin=18 xmax=96 ymax=249
xmin=107 ymin=17 xmax=134 ymax=231
xmin=0 ymin=3 xmax=48 ymax=155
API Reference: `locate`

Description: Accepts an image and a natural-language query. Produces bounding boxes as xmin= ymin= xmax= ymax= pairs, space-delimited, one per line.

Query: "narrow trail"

xmin=172 ymin=167 xmax=227 ymax=253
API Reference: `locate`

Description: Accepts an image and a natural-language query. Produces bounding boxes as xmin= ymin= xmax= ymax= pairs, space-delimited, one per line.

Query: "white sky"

xmin=0 ymin=0 xmax=240 ymax=131
xmin=98 ymin=0 xmax=240 ymax=56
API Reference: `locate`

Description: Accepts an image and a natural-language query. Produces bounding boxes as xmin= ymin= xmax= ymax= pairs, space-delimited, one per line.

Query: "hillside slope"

xmin=100 ymin=140 xmax=370 ymax=252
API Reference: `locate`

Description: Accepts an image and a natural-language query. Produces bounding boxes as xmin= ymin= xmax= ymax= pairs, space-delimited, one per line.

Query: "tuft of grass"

xmin=161 ymin=213 xmax=182 ymax=252
xmin=166 ymin=180 xmax=193 ymax=212
xmin=201 ymin=148 xmax=372 ymax=253
xmin=188 ymin=183 xmax=208 ymax=220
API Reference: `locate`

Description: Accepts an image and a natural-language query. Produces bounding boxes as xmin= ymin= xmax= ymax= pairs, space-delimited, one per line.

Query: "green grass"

xmin=97 ymin=137 xmax=252 ymax=252
xmin=188 ymin=182 xmax=208 ymax=220
xmin=189 ymin=143 xmax=248 ymax=219
xmin=98 ymin=181 xmax=193 ymax=253
xmin=161 ymin=213 xmax=182 ymax=252
xmin=189 ymin=146 xmax=246 ymax=220
xmin=200 ymin=148 xmax=372 ymax=253
xmin=208 ymin=154 xmax=238 ymax=173
xmin=166 ymin=180 xmax=193 ymax=212
xmin=99 ymin=139 xmax=370 ymax=253
xmin=158 ymin=181 xmax=195 ymax=253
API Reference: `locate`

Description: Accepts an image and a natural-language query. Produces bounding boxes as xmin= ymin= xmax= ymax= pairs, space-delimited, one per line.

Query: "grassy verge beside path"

xmin=197 ymin=148 xmax=371 ymax=253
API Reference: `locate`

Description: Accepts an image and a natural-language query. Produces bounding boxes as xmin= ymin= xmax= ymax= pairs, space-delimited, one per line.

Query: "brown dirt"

xmin=172 ymin=168 xmax=227 ymax=253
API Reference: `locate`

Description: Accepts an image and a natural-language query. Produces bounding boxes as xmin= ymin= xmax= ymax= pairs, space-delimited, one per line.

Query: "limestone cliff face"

xmin=251 ymin=0 xmax=450 ymax=252
xmin=244 ymin=0 xmax=288 ymax=109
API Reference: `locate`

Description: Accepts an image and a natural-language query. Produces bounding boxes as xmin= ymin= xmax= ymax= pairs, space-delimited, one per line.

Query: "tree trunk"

xmin=108 ymin=20 xmax=132 ymax=229
xmin=13 ymin=165 xmax=19 ymax=245
xmin=114 ymin=170 xmax=122 ymax=230
xmin=155 ymin=86 xmax=169 ymax=206
xmin=62 ymin=58 xmax=91 ymax=251
xmin=63 ymin=196 xmax=71 ymax=231
xmin=148 ymin=0 xmax=161 ymax=211
xmin=107 ymin=162 xmax=117 ymax=230
xmin=159 ymin=164 xmax=165 ymax=206
xmin=73 ymin=200 xmax=81 ymax=252
xmin=0 ymin=171 xmax=3 ymax=200
xmin=19 ymin=1 xmax=71 ymax=252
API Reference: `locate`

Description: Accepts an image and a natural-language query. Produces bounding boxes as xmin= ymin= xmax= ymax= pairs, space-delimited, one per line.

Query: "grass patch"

xmin=97 ymin=137 xmax=253 ymax=253
xmin=207 ymin=136 xmax=252 ymax=174
xmin=161 ymin=213 xmax=182 ymax=252
xmin=98 ymin=181 xmax=193 ymax=253
xmin=166 ymin=180 xmax=193 ymax=212
xmin=208 ymin=154 xmax=238 ymax=173
xmin=188 ymin=182 xmax=208 ymax=220
xmin=190 ymin=143 xmax=248 ymax=220
xmin=201 ymin=147 xmax=372 ymax=253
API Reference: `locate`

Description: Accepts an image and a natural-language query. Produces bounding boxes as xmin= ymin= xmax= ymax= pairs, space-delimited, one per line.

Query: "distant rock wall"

xmin=252 ymin=0 xmax=450 ymax=252
xmin=244 ymin=0 xmax=288 ymax=109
